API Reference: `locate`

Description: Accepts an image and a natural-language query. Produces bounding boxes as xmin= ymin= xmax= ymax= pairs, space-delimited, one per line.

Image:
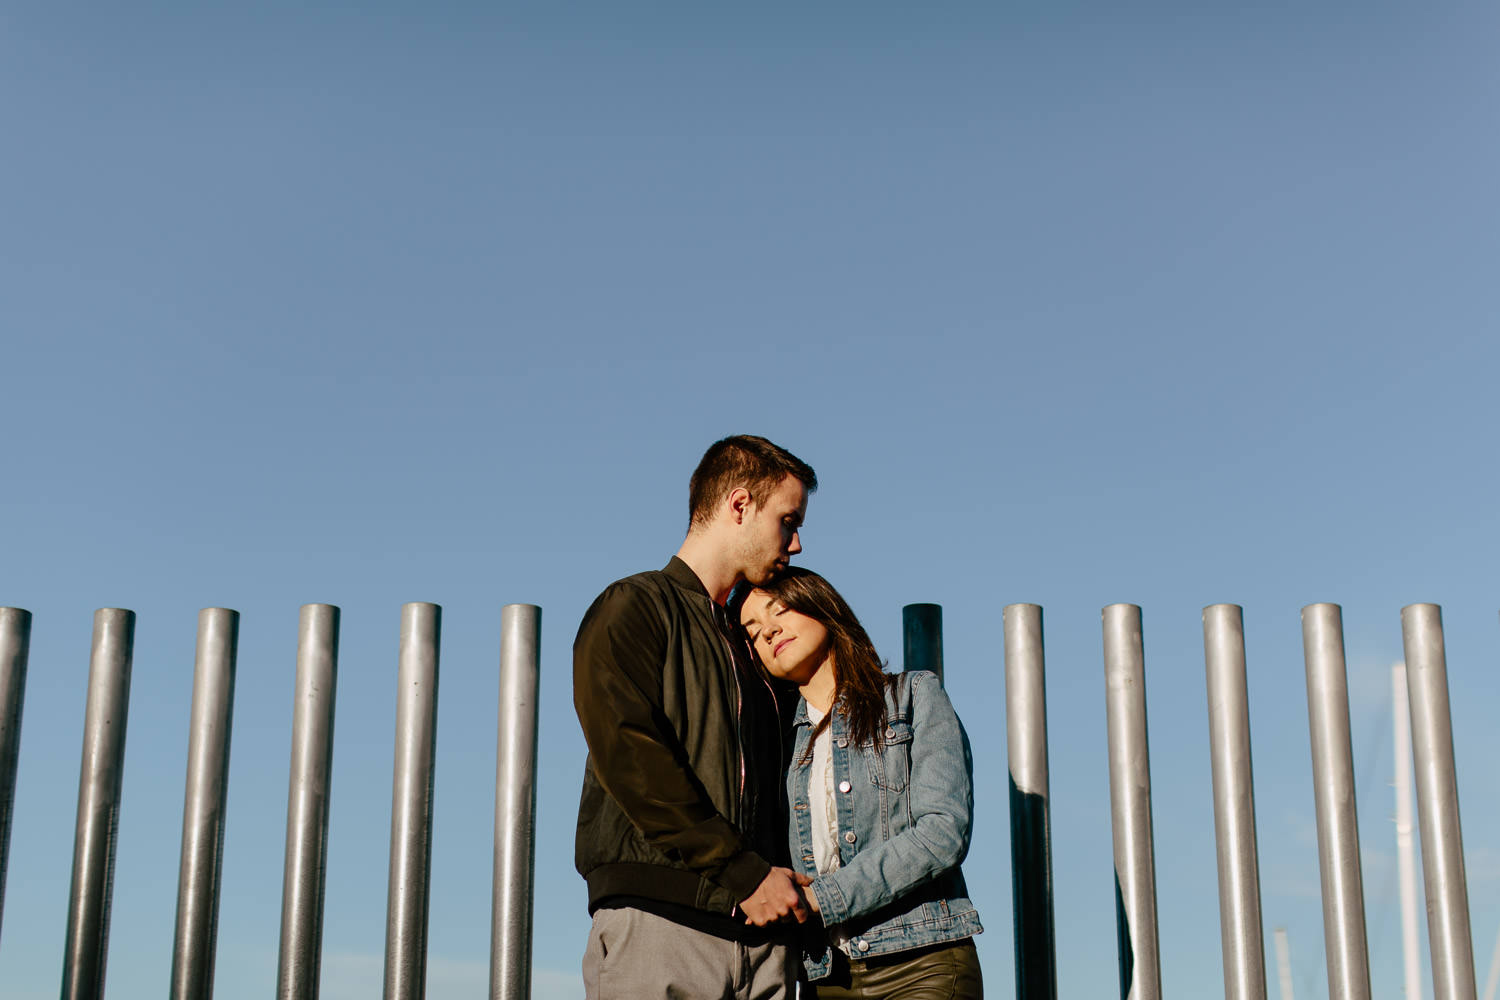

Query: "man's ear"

xmin=728 ymin=486 xmax=752 ymax=525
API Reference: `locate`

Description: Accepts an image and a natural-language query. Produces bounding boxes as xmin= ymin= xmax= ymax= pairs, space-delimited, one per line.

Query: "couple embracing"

xmin=573 ymin=435 xmax=983 ymax=999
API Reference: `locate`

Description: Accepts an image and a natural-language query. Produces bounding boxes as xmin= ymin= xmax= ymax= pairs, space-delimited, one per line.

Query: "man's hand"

xmin=739 ymin=867 xmax=809 ymax=926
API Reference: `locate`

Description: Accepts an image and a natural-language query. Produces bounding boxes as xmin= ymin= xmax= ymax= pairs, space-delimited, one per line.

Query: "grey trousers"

xmin=582 ymin=906 xmax=799 ymax=1000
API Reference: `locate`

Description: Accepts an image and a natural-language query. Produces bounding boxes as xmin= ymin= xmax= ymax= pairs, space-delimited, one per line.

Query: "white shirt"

xmin=805 ymin=703 xmax=851 ymax=955
xmin=806 ymin=703 xmax=840 ymax=876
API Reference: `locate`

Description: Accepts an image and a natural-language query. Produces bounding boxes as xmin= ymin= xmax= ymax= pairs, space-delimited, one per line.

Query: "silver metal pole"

xmin=1003 ymin=603 xmax=1057 ymax=1000
xmin=0 ymin=607 xmax=33 ymax=941
xmin=490 ymin=604 xmax=541 ymax=1000
xmin=1203 ymin=604 xmax=1268 ymax=1000
xmin=61 ymin=608 xmax=136 ymax=1000
xmin=170 ymin=608 xmax=240 ymax=1000
xmin=902 ymin=603 xmax=943 ymax=684
xmin=1102 ymin=603 xmax=1161 ymax=1000
xmin=1300 ymin=603 xmax=1372 ymax=1000
xmin=277 ymin=604 xmax=340 ymax=1000
xmin=1273 ymin=927 xmax=1296 ymax=1000
xmin=1401 ymin=604 xmax=1477 ymax=1000
xmin=1394 ymin=663 xmax=1423 ymax=1000
xmin=384 ymin=604 xmax=441 ymax=1000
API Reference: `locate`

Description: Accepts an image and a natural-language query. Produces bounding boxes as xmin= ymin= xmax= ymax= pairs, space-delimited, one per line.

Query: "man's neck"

xmin=675 ymin=534 xmax=740 ymax=605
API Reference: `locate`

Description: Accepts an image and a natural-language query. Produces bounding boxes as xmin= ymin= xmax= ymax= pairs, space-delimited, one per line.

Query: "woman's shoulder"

xmin=889 ymin=667 xmax=942 ymax=696
xmin=884 ymin=668 xmax=942 ymax=711
xmin=889 ymin=668 xmax=963 ymax=722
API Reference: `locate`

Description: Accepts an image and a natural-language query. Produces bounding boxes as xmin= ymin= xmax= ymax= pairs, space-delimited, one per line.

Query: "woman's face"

xmin=739 ymin=589 xmax=832 ymax=686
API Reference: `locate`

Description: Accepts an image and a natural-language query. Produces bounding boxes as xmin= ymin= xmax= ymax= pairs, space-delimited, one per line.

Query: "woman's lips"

xmin=774 ymin=637 xmax=794 ymax=657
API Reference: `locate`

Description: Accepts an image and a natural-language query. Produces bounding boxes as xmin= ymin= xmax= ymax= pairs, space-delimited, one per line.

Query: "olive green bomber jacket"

xmin=573 ymin=557 xmax=788 ymax=919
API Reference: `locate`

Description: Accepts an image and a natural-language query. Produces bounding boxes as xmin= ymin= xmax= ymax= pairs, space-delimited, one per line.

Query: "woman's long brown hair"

xmin=734 ymin=567 xmax=896 ymax=752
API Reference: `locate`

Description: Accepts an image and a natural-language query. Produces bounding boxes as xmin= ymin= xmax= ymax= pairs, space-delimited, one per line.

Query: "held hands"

xmin=740 ymin=867 xmax=814 ymax=926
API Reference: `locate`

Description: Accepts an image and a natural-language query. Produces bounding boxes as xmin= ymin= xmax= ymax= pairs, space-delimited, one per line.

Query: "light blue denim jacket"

xmin=789 ymin=669 xmax=982 ymax=979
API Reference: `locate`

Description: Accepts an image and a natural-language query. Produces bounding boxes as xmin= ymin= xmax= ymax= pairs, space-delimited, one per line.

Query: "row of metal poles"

xmin=0 ymin=601 xmax=1483 ymax=999
xmin=0 ymin=603 xmax=542 ymax=1000
xmin=999 ymin=602 xmax=1480 ymax=1000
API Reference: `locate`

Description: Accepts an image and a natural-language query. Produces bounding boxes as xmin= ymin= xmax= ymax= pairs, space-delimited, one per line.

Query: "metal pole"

xmin=1394 ymin=663 xmax=1423 ymax=1000
xmin=1003 ymin=603 xmax=1057 ymax=1000
xmin=0 ymin=607 xmax=33 ymax=942
xmin=902 ymin=603 xmax=943 ymax=684
xmin=61 ymin=608 xmax=136 ymax=1000
xmin=1274 ymin=927 xmax=1296 ymax=1000
xmin=384 ymin=604 xmax=441 ymax=1000
xmin=1102 ymin=603 xmax=1161 ymax=1000
xmin=1203 ymin=604 xmax=1268 ymax=1000
xmin=1401 ymin=604 xmax=1477 ymax=1000
xmin=1300 ymin=603 xmax=1372 ymax=1000
xmin=490 ymin=604 xmax=541 ymax=1000
xmin=170 ymin=609 xmax=240 ymax=1000
xmin=277 ymin=604 xmax=340 ymax=1000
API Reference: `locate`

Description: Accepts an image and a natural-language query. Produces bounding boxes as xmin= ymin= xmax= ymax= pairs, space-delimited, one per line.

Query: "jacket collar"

xmin=792 ymin=697 xmax=811 ymax=727
xmin=663 ymin=555 xmax=710 ymax=598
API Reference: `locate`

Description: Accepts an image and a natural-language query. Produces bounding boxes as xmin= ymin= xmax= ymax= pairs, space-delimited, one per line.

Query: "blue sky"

xmin=3 ymin=3 xmax=1497 ymax=998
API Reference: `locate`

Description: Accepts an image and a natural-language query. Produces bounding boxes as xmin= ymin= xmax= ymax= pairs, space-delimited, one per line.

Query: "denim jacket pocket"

xmin=862 ymin=718 xmax=913 ymax=792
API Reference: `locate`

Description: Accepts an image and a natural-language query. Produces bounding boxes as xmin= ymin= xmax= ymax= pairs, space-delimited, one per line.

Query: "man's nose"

xmin=787 ymin=531 xmax=802 ymax=555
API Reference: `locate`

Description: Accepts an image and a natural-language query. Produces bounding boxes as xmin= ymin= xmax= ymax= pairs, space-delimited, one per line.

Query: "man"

xmin=574 ymin=435 xmax=818 ymax=999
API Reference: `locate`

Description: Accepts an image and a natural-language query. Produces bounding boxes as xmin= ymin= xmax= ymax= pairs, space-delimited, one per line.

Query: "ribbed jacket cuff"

xmin=721 ymin=850 xmax=773 ymax=901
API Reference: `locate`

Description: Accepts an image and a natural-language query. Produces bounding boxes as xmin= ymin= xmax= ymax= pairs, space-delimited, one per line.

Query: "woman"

xmin=734 ymin=567 xmax=983 ymax=999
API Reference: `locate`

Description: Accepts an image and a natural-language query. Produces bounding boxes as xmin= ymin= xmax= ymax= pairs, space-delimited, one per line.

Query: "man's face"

xmin=739 ymin=475 xmax=808 ymax=586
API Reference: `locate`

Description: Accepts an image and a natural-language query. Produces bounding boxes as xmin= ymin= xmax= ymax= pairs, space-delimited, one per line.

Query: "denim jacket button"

xmin=838 ymin=780 xmax=851 ymax=793
xmin=837 ymin=738 xmax=848 ymax=748
xmin=856 ymin=939 xmax=869 ymax=952
xmin=843 ymin=831 xmax=856 ymax=843
xmin=885 ymin=727 xmax=895 ymax=739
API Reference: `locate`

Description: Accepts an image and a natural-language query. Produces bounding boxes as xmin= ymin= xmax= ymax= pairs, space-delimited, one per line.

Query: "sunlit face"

xmin=739 ymin=589 xmax=832 ymax=686
xmin=738 ymin=475 xmax=808 ymax=586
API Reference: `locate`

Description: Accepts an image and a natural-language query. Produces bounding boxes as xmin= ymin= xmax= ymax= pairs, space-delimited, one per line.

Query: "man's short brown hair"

xmin=688 ymin=435 xmax=817 ymax=528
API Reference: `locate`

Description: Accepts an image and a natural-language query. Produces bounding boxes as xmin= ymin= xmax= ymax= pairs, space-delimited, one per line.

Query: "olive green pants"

xmin=806 ymin=939 xmax=982 ymax=1000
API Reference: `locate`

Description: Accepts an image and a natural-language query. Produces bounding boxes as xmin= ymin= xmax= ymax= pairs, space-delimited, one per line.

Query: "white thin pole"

xmin=1274 ymin=927 xmax=1295 ymax=1000
xmin=1395 ymin=662 xmax=1422 ymax=1000
xmin=1481 ymin=923 xmax=1500 ymax=1000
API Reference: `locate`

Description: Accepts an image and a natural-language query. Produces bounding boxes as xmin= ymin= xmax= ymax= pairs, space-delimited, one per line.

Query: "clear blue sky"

xmin=3 ymin=3 xmax=1497 ymax=998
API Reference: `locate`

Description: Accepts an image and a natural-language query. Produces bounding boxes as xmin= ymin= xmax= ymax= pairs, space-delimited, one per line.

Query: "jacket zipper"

xmin=713 ymin=600 xmax=748 ymax=917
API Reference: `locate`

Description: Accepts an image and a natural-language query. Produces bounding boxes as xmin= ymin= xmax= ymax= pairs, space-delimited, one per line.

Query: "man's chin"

xmin=746 ymin=563 xmax=787 ymax=586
